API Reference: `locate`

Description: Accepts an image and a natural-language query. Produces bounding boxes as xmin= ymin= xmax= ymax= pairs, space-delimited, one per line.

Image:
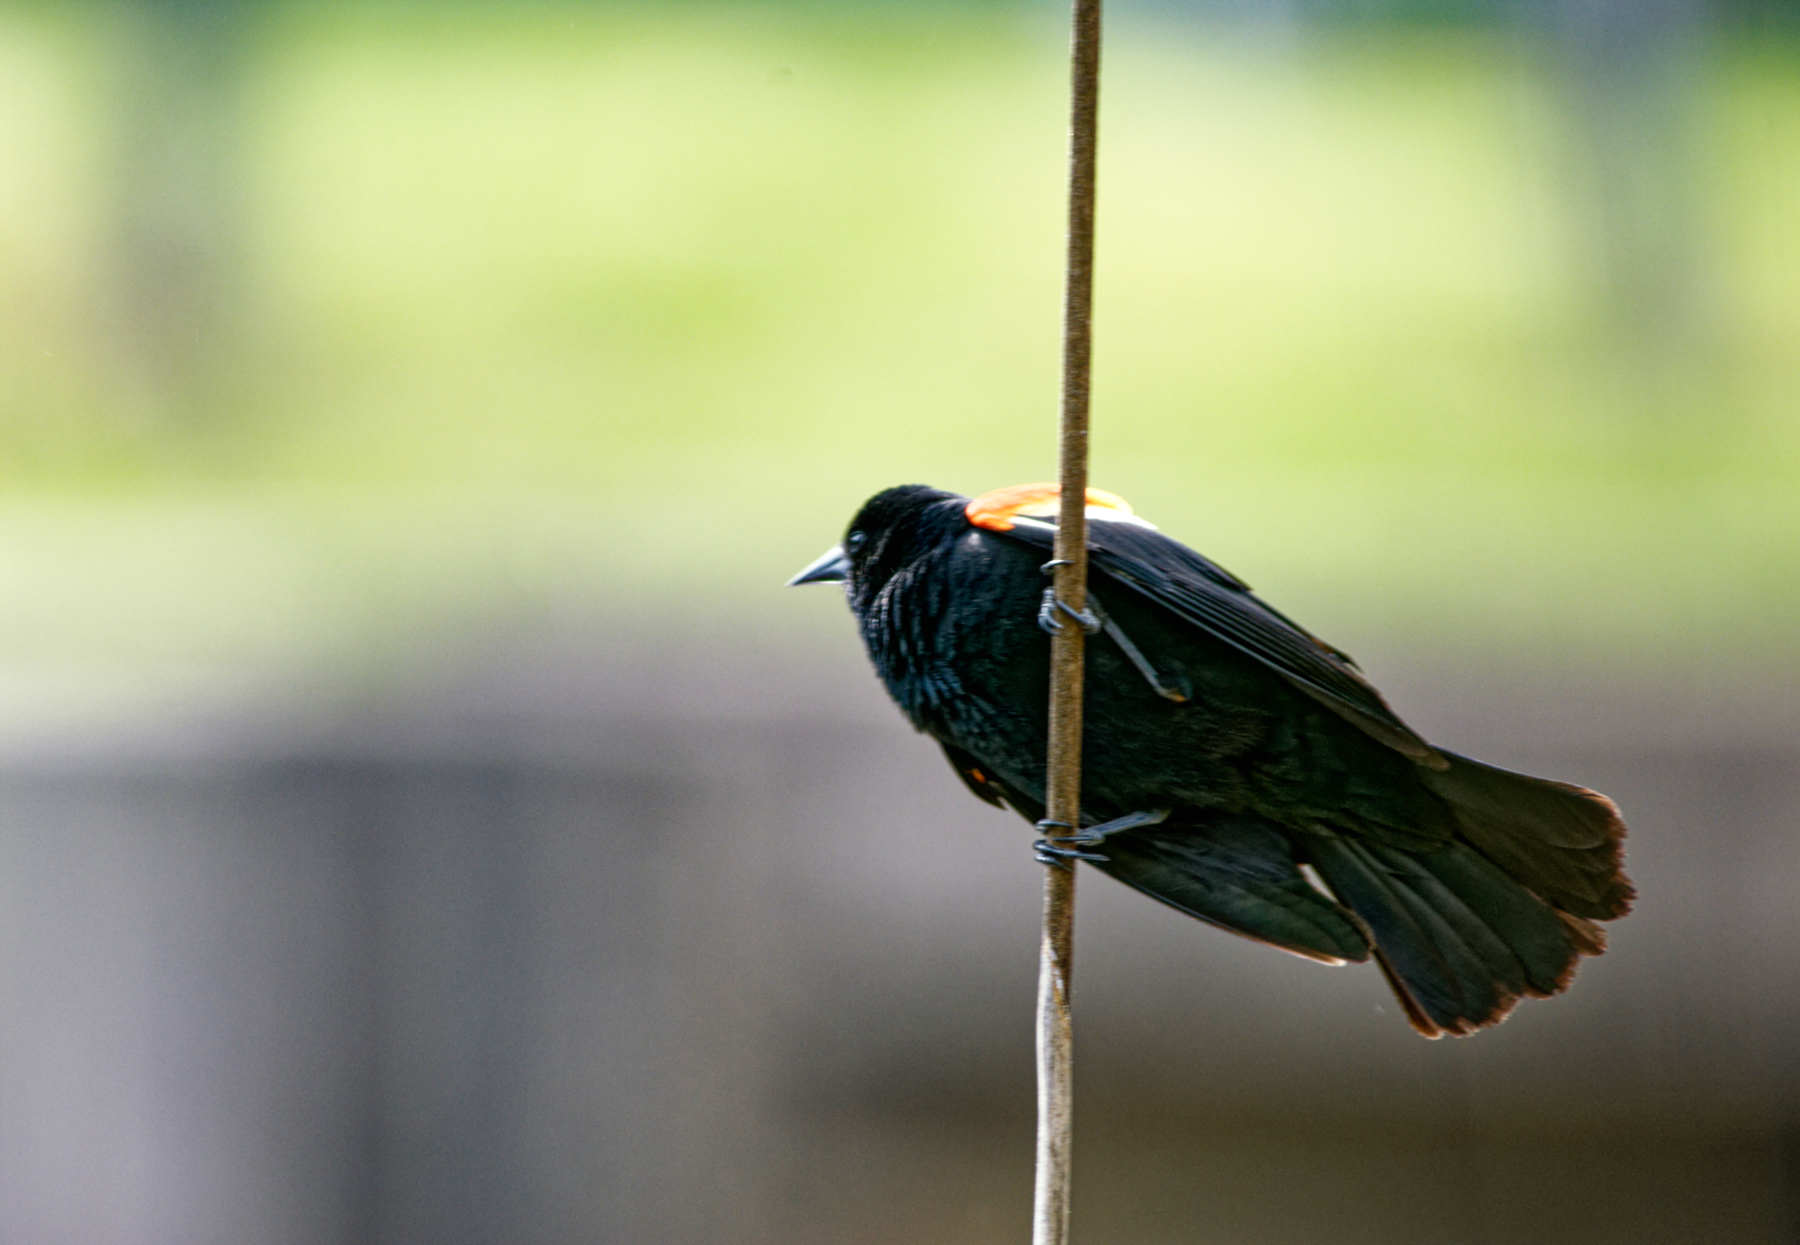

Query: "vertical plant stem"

xmin=1033 ymin=1 xmax=1101 ymax=1243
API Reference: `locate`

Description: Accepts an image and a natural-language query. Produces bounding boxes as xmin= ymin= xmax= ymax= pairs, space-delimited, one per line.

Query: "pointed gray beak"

xmin=788 ymin=545 xmax=850 ymax=586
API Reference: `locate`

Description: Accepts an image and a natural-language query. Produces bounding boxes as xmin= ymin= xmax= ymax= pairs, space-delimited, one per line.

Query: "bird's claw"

xmin=1033 ymin=818 xmax=1106 ymax=868
xmin=1032 ymin=810 xmax=1171 ymax=869
xmin=1038 ymin=588 xmax=1102 ymax=636
xmin=1034 ymin=838 xmax=1110 ymax=868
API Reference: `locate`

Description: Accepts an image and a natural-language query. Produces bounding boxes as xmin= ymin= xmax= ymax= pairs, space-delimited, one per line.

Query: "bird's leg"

xmin=1094 ymin=606 xmax=1191 ymax=703
xmin=1043 ymin=574 xmax=1190 ymax=703
xmin=1033 ymin=808 xmax=1171 ymax=868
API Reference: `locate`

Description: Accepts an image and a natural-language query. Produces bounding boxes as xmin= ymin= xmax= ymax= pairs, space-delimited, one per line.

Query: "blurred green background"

xmin=3 ymin=4 xmax=1799 ymax=1243
xmin=2 ymin=0 xmax=1795 ymax=741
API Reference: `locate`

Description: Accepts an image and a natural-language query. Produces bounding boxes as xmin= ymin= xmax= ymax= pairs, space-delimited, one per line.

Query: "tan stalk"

xmin=1032 ymin=1 xmax=1101 ymax=1243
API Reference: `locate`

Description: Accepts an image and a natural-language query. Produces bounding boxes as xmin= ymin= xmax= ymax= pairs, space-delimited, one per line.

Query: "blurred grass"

xmin=0 ymin=2 xmax=1796 ymax=730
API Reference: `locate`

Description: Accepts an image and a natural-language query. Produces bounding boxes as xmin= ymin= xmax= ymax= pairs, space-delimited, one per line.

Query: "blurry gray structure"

xmin=0 ymin=633 xmax=1795 ymax=1244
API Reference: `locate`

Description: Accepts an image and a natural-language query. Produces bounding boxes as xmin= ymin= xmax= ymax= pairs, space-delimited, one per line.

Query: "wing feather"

xmin=1095 ymin=814 xmax=1373 ymax=965
xmin=1000 ymin=517 xmax=1441 ymax=764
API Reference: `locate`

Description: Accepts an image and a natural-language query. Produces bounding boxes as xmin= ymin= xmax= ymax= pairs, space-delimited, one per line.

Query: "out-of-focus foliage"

xmin=0 ymin=2 xmax=1796 ymax=731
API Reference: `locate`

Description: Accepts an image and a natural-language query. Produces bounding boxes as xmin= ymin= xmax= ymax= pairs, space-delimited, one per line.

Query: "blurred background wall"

xmin=0 ymin=1 xmax=1797 ymax=1241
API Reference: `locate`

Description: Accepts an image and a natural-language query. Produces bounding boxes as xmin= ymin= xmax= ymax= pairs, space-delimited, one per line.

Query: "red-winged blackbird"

xmin=791 ymin=482 xmax=1632 ymax=1037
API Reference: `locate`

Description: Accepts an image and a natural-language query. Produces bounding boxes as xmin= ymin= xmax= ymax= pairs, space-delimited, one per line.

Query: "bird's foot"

xmin=1033 ymin=820 xmax=1108 ymax=869
xmin=1037 ymin=589 xmax=1101 ymax=636
xmin=1035 ymin=574 xmax=1190 ymax=703
xmin=1033 ymin=809 xmax=1171 ymax=869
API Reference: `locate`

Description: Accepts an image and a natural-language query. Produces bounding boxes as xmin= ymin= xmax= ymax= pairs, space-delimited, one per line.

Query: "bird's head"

xmin=787 ymin=485 xmax=962 ymax=607
xmin=788 ymin=481 xmax=1151 ymax=606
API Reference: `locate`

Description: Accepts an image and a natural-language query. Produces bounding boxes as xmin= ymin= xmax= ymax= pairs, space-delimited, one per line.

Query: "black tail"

xmin=1422 ymin=751 xmax=1633 ymax=921
xmin=1305 ymin=753 xmax=1630 ymax=1037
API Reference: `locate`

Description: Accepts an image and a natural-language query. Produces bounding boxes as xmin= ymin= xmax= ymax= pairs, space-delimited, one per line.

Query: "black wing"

xmin=1096 ymin=813 xmax=1373 ymax=965
xmin=934 ymin=740 xmax=1373 ymax=965
xmin=998 ymin=516 xmax=1442 ymax=765
xmin=938 ymin=742 xmax=1013 ymax=809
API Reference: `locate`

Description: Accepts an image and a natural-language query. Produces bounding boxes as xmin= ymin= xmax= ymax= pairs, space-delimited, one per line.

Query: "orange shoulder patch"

xmin=964 ymin=483 xmax=1136 ymax=532
xmin=964 ymin=482 xmax=1060 ymax=532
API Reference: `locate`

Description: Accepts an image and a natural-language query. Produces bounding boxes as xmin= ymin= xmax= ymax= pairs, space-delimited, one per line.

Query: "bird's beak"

xmin=788 ymin=545 xmax=850 ymax=586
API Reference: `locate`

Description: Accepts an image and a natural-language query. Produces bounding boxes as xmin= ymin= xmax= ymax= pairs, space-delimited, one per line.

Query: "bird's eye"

xmin=845 ymin=531 xmax=868 ymax=553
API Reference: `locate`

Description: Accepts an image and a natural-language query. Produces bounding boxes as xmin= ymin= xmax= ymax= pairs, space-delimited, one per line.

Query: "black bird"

xmin=791 ymin=482 xmax=1632 ymax=1037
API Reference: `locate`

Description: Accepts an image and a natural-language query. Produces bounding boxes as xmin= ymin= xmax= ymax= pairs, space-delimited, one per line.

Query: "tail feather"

xmin=1558 ymin=910 xmax=1608 ymax=957
xmin=1363 ymin=842 xmax=1529 ymax=996
xmin=1406 ymin=837 xmax=1588 ymax=997
xmin=1306 ymin=835 xmax=1513 ymax=1036
xmin=1372 ymin=952 xmax=1445 ymax=1037
xmin=1084 ymin=751 xmax=1632 ymax=1039
xmin=1422 ymin=752 xmax=1633 ymax=920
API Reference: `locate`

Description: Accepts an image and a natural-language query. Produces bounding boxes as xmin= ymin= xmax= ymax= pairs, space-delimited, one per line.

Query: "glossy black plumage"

xmin=804 ymin=484 xmax=1633 ymax=1037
